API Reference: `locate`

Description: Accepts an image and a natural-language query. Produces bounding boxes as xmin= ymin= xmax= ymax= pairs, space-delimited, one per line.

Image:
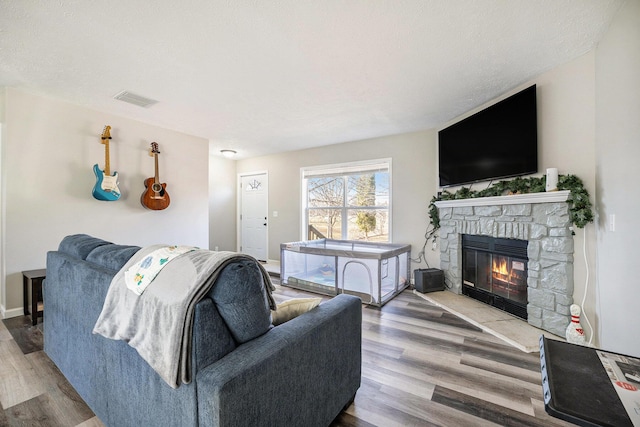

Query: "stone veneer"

xmin=435 ymin=192 xmax=574 ymax=336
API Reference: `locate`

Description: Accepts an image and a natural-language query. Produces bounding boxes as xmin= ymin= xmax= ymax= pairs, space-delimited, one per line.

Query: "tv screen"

xmin=438 ymin=85 xmax=538 ymax=187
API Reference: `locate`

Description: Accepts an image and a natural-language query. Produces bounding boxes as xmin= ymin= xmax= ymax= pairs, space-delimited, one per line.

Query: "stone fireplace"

xmin=435 ymin=191 xmax=574 ymax=337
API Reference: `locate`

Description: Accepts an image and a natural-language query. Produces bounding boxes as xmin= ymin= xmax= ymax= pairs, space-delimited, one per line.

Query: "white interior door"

xmin=240 ymin=172 xmax=268 ymax=261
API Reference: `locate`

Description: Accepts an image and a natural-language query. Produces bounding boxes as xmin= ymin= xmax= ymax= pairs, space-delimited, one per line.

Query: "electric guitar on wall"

xmin=140 ymin=142 xmax=170 ymax=210
xmin=92 ymin=125 xmax=121 ymax=201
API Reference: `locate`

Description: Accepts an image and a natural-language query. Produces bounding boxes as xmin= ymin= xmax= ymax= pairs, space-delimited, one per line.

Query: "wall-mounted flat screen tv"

xmin=438 ymin=85 xmax=538 ymax=187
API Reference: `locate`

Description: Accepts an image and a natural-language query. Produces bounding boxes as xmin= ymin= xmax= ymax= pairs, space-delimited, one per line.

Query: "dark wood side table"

xmin=22 ymin=268 xmax=46 ymax=326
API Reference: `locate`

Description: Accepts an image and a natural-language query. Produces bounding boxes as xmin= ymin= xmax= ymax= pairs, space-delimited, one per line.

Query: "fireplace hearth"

xmin=462 ymin=235 xmax=528 ymax=319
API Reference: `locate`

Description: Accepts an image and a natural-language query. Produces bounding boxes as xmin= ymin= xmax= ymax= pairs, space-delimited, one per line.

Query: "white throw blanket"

xmin=125 ymin=245 xmax=197 ymax=295
xmin=92 ymin=245 xmax=276 ymax=389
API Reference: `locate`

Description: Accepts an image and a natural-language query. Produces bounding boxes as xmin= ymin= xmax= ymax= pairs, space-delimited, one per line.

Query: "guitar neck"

xmin=104 ymin=139 xmax=111 ymax=175
xmin=154 ymin=153 xmax=160 ymax=183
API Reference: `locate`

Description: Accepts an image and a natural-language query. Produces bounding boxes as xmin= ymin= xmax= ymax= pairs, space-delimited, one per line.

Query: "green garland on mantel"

xmin=428 ymin=174 xmax=594 ymax=231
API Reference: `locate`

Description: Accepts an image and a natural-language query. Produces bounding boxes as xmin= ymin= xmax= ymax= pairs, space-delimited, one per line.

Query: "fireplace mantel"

xmin=434 ymin=190 xmax=569 ymax=208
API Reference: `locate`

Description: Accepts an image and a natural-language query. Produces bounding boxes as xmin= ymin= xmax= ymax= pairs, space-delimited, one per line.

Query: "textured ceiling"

xmin=0 ymin=0 xmax=624 ymax=158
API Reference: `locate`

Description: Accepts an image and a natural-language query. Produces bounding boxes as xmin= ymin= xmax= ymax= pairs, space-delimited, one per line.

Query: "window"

xmin=302 ymin=159 xmax=391 ymax=242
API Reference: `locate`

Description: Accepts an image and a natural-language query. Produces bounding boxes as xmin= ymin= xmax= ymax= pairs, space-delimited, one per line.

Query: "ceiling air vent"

xmin=113 ymin=90 xmax=158 ymax=108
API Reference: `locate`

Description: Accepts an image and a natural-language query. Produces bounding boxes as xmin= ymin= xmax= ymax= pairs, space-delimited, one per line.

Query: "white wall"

xmin=237 ymin=130 xmax=439 ymax=268
xmin=595 ymin=0 xmax=640 ymax=356
xmin=1 ymin=88 xmax=210 ymax=315
xmin=0 ymin=89 xmax=5 ymax=315
xmin=208 ymin=147 xmax=237 ymax=251
xmin=537 ymin=53 xmax=599 ymax=347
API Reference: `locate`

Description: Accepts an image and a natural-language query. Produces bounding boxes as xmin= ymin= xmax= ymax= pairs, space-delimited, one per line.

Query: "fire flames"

xmin=492 ymin=257 xmax=511 ymax=281
xmin=490 ymin=256 xmax=527 ymax=300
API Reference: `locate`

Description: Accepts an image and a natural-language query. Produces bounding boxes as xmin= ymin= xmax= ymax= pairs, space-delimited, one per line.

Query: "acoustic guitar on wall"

xmin=141 ymin=142 xmax=170 ymax=210
xmin=92 ymin=125 xmax=121 ymax=201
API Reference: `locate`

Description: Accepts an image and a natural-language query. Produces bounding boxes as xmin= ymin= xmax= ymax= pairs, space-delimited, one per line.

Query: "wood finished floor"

xmin=0 ymin=286 xmax=573 ymax=427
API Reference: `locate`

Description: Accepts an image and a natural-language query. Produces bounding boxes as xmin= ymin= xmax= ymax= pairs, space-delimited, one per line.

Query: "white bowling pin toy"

xmin=566 ymin=304 xmax=586 ymax=345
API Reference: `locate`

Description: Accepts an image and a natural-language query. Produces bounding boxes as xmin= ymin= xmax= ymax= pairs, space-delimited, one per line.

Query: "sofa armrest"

xmin=195 ymin=294 xmax=362 ymax=427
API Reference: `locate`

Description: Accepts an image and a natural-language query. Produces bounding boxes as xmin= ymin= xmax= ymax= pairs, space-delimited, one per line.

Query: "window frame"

xmin=301 ymin=158 xmax=392 ymax=242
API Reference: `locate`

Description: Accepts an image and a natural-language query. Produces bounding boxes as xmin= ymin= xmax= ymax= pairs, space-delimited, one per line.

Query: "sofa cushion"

xmin=271 ymin=298 xmax=322 ymax=326
xmin=192 ymin=298 xmax=237 ymax=369
xmin=86 ymin=244 xmax=141 ymax=272
xmin=58 ymin=234 xmax=113 ymax=260
xmin=210 ymin=259 xmax=272 ymax=344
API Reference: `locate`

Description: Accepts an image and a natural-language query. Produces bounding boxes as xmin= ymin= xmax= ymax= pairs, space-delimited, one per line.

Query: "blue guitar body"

xmin=92 ymin=164 xmax=121 ymax=201
xmin=92 ymin=125 xmax=121 ymax=201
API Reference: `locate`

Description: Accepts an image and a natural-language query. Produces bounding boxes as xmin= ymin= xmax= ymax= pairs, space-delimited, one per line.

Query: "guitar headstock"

xmin=101 ymin=125 xmax=112 ymax=142
xmin=150 ymin=142 xmax=160 ymax=155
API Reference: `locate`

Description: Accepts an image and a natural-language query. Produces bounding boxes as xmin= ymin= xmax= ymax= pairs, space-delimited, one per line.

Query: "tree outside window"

xmin=307 ymin=176 xmax=343 ymax=238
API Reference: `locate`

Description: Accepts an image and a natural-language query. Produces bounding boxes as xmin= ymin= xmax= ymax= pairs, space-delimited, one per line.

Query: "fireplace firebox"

xmin=462 ymin=234 xmax=528 ymax=320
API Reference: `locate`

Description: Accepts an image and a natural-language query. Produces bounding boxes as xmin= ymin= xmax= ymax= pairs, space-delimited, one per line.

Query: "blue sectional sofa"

xmin=44 ymin=234 xmax=362 ymax=427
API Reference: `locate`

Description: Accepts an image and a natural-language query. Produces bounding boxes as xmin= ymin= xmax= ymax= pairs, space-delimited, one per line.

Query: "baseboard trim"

xmin=1 ymin=306 xmax=24 ymax=319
